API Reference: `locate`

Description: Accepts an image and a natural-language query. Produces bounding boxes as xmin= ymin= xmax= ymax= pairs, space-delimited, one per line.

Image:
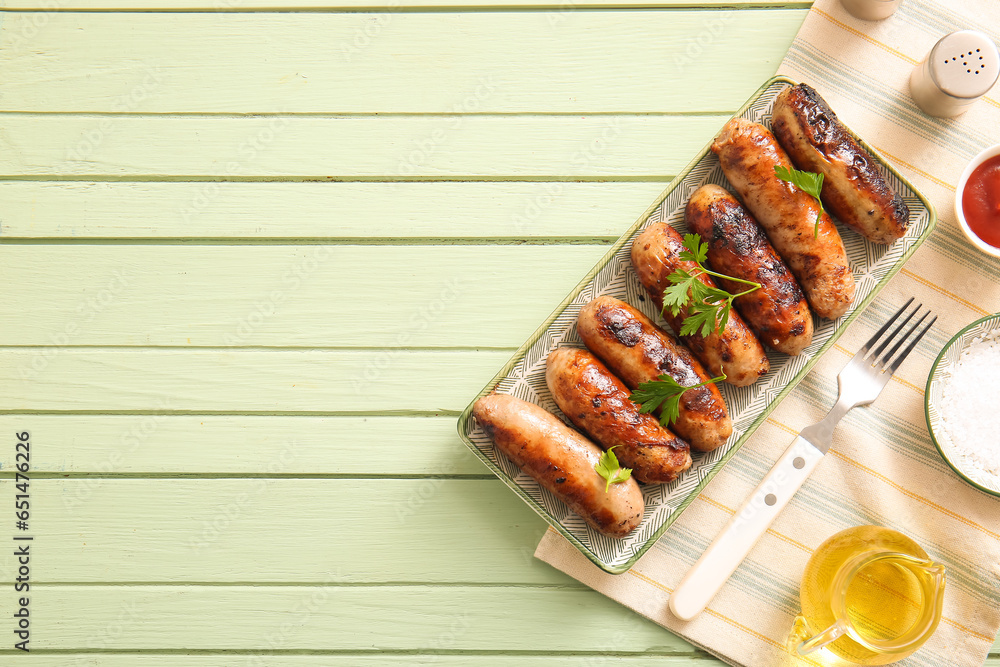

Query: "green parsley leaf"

xmin=630 ymin=372 xmax=727 ymax=427
xmin=678 ymin=303 xmax=717 ymax=338
xmin=662 ymin=270 xmax=697 ymax=317
xmin=594 ymin=446 xmax=633 ymax=492
xmin=678 ymin=233 xmax=709 ymax=266
xmin=773 ymin=165 xmax=825 ymax=238
xmin=662 ymin=234 xmax=760 ymax=336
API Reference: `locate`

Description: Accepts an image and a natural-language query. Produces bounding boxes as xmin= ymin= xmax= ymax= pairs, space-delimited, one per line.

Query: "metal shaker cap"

xmin=929 ymin=30 xmax=1000 ymax=99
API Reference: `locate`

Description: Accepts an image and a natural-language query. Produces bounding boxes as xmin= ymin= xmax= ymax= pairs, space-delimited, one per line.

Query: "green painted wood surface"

xmin=1 ymin=349 xmax=512 ymax=412
xmin=0 ymin=584 xmax=993 ymax=653
xmin=0 ymin=585 xmax=684 ymax=651
xmin=3 ymin=1 xmax=999 ymax=665
xmin=0 ymin=245 xmax=608 ymax=347
xmin=0 ymin=181 xmax=666 ymax=239
xmin=0 ymin=12 xmax=803 ymax=113
xmin=0 ymin=0 xmax=811 ymax=8
xmin=0 ymin=416 xmax=485 ymax=474
xmin=3 ymin=114 xmax=730 ymax=178
xmin=0 ymin=660 xmax=731 ymax=666
xmin=0 ymin=480 xmax=563 ymax=584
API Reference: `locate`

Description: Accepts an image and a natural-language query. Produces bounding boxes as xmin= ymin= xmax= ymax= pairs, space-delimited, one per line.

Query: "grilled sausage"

xmin=473 ymin=393 xmax=643 ymax=537
xmin=685 ymin=184 xmax=814 ymax=356
xmin=772 ymin=83 xmax=909 ymax=245
xmin=712 ymin=117 xmax=856 ymax=320
xmin=630 ymin=222 xmax=769 ymax=386
xmin=546 ymin=347 xmax=692 ymax=483
xmin=577 ymin=296 xmax=732 ymax=452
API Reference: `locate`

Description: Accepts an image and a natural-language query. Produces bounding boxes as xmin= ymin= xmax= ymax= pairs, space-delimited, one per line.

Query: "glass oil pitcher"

xmin=790 ymin=525 xmax=946 ymax=665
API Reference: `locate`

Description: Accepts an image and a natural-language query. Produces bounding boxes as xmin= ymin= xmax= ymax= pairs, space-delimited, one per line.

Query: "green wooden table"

xmin=1 ymin=0 xmax=998 ymax=663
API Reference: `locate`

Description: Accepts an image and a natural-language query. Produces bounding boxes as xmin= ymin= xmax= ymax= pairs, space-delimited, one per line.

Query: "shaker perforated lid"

xmin=929 ymin=30 xmax=1000 ymax=99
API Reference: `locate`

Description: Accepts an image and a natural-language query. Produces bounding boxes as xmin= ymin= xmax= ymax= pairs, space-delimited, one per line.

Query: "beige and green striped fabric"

xmin=536 ymin=1 xmax=1000 ymax=665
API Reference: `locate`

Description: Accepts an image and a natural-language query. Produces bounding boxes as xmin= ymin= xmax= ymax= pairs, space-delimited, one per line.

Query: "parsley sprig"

xmin=595 ymin=446 xmax=632 ymax=492
xmin=630 ymin=372 xmax=727 ymax=427
xmin=774 ymin=165 xmax=825 ymax=238
xmin=663 ymin=234 xmax=760 ymax=338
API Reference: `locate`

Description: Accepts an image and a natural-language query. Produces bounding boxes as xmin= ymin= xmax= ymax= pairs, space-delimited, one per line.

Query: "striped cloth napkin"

xmin=534 ymin=1 xmax=1000 ymax=665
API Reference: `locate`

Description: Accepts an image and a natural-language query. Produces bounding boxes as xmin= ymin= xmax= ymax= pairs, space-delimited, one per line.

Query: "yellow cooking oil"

xmin=793 ymin=526 xmax=946 ymax=665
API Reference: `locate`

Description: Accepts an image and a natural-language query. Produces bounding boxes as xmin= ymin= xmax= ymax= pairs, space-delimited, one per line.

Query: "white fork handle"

xmin=668 ymin=436 xmax=825 ymax=621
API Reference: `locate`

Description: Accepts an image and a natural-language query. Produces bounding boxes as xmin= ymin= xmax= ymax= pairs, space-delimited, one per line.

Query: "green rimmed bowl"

xmin=926 ymin=314 xmax=1000 ymax=497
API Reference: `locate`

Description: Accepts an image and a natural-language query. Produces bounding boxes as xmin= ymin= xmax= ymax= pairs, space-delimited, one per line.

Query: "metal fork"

xmin=669 ymin=299 xmax=936 ymax=621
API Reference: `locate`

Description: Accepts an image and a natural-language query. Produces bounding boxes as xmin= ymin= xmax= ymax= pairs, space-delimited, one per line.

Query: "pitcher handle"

xmin=797 ymin=619 xmax=848 ymax=656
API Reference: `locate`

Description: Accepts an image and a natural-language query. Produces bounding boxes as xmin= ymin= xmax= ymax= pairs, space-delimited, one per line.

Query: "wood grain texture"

xmin=0 ymin=659 xmax=731 ymax=666
xmin=0 ymin=583 xmax=992 ymax=655
xmin=7 ymin=0 xmax=996 ymax=663
xmin=0 ymin=114 xmax=724 ymax=178
xmin=0 ymin=245 xmax=608 ymax=348
xmin=0 ymin=0 xmax=810 ymax=8
xmin=0 ymin=415 xmax=484 ymax=474
xmin=0 ymin=585 xmax=679 ymax=651
xmin=4 ymin=658 xmax=998 ymax=666
xmin=0 ymin=181 xmax=665 ymax=239
xmin=0 ymin=348 xmax=512 ymax=413
xmin=0 ymin=479 xmax=567 ymax=584
xmin=0 ymin=11 xmax=805 ymax=113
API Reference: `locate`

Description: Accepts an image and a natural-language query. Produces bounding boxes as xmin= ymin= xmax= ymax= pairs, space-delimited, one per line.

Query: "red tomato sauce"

xmin=962 ymin=154 xmax=1000 ymax=248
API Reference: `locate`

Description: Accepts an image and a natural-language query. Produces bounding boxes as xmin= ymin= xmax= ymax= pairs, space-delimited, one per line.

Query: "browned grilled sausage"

xmin=712 ymin=118 xmax=856 ymax=320
xmin=546 ymin=347 xmax=692 ymax=483
xmin=630 ymin=222 xmax=769 ymax=386
xmin=577 ymin=296 xmax=731 ymax=452
xmin=772 ymin=83 xmax=909 ymax=245
xmin=472 ymin=393 xmax=643 ymax=537
xmin=685 ymin=184 xmax=814 ymax=356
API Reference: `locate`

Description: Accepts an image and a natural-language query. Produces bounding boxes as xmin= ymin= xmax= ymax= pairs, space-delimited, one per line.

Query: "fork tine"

xmin=860 ymin=297 xmax=915 ymax=355
xmin=869 ymin=302 xmax=919 ymax=363
xmin=888 ymin=314 xmax=937 ymax=373
xmin=879 ymin=310 xmax=929 ymax=368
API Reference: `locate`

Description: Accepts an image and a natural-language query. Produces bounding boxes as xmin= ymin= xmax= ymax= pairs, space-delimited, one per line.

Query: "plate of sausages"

xmin=457 ymin=76 xmax=936 ymax=574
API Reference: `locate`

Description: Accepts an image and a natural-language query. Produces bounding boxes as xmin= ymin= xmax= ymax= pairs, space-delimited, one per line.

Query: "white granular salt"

xmin=938 ymin=329 xmax=1000 ymax=492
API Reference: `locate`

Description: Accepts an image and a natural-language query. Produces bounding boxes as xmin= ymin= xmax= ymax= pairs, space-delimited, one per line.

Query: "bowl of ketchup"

xmin=957 ymin=144 xmax=1000 ymax=257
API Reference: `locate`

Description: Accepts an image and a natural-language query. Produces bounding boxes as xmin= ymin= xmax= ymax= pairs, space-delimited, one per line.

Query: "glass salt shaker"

xmin=910 ymin=30 xmax=1000 ymax=118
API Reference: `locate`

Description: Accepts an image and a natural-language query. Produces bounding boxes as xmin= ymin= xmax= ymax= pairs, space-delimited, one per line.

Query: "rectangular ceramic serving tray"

xmin=457 ymin=76 xmax=937 ymax=574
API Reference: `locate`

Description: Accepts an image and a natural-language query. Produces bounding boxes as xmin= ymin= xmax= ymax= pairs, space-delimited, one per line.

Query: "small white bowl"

xmin=955 ymin=142 xmax=1000 ymax=258
xmin=926 ymin=313 xmax=1000 ymax=497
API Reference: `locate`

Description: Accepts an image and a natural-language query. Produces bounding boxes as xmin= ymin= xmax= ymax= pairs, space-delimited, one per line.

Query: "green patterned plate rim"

xmin=925 ymin=313 xmax=1000 ymax=497
xmin=456 ymin=75 xmax=938 ymax=574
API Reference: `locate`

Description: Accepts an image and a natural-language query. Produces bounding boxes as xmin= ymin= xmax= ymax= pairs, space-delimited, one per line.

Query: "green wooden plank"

xmin=4 ymin=654 xmax=998 ymax=665
xmin=0 ymin=349 xmax=510 ymax=413
xmin=0 ymin=585 xmax=685 ymax=652
xmin=0 ymin=657 xmax=725 ymax=665
xmin=0 ymin=479 xmax=567 ymax=584
xmin=0 ymin=582 xmax=986 ymax=654
xmin=0 ymin=0 xmax=809 ymax=8
xmin=0 ymin=11 xmax=805 ymax=113
xmin=0 ymin=416 xmax=487 ymax=475
xmin=0 ymin=181 xmax=664 ymax=239
xmin=0 ymin=245 xmax=607 ymax=348
xmin=0 ymin=114 xmax=724 ymax=178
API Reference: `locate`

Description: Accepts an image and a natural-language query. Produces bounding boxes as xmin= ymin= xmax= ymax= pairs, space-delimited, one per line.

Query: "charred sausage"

xmin=712 ymin=117 xmax=856 ymax=319
xmin=630 ymin=222 xmax=769 ymax=386
xmin=577 ymin=296 xmax=732 ymax=452
xmin=685 ymin=184 xmax=814 ymax=355
xmin=546 ymin=347 xmax=692 ymax=483
xmin=772 ymin=83 xmax=909 ymax=245
xmin=473 ymin=393 xmax=643 ymax=537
